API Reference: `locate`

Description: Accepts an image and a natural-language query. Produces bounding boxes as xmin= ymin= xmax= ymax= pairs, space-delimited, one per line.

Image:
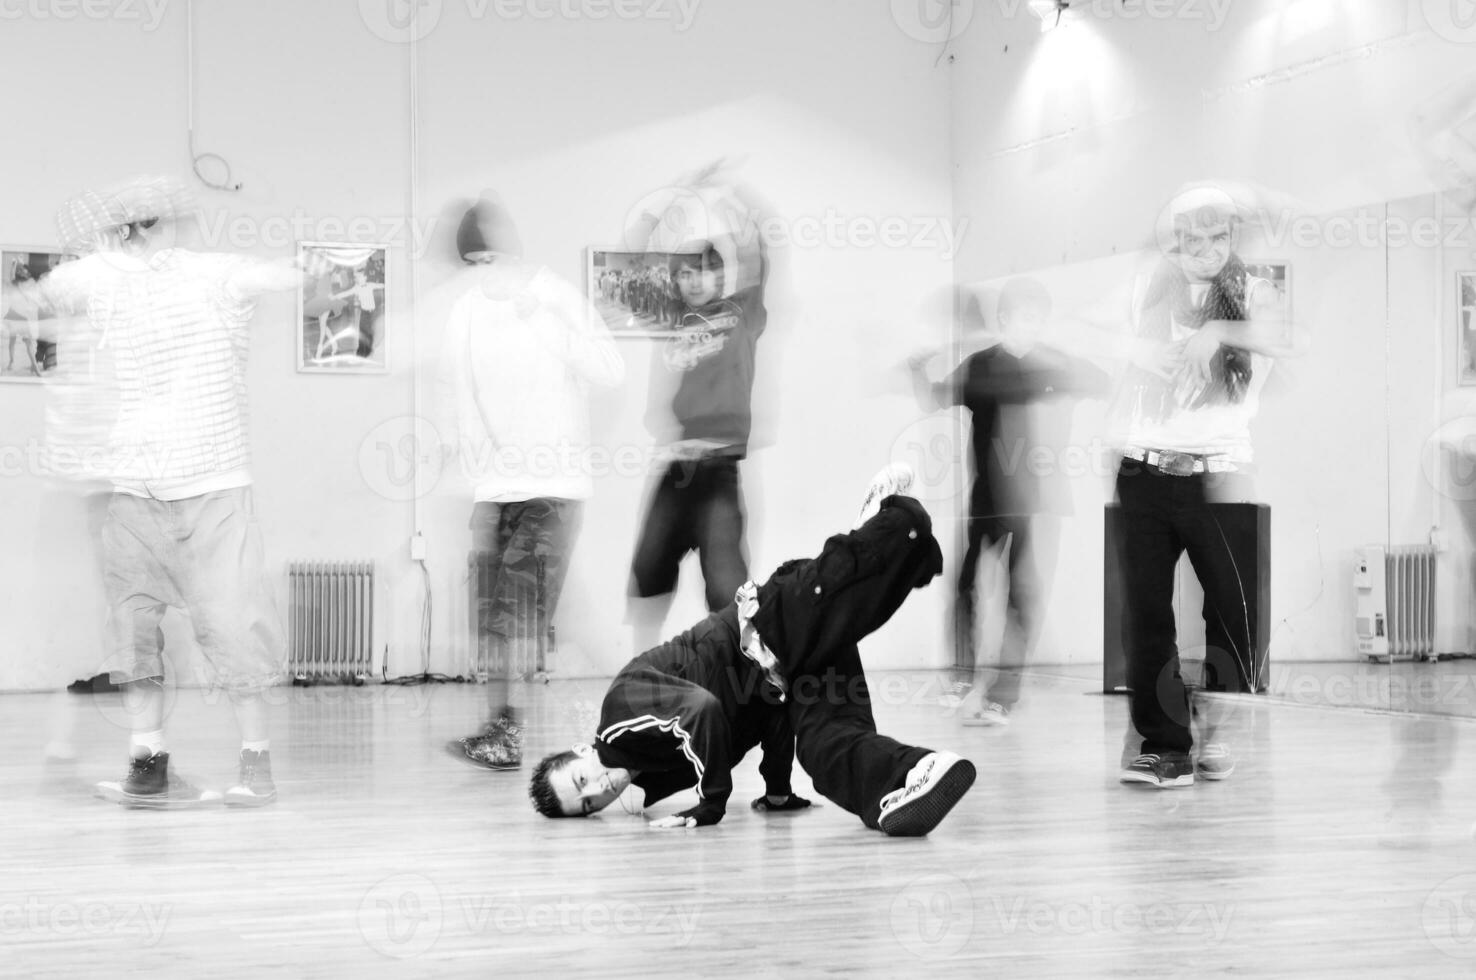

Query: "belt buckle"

xmin=1156 ymin=451 xmax=1198 ymax=477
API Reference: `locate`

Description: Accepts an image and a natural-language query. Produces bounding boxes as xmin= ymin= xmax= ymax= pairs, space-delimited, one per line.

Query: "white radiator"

xmin=288 ymin=561 xmax=375 ymax=682
xmin=1356 ymin=545 xmax=1437 ymax=663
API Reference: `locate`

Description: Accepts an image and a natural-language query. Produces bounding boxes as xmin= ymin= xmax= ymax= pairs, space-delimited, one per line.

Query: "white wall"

xmin=0 ymin=1 xmax=955 ymax=689
xmin=6 ymin=0 xmax=1473 ymax=694
xmin=944 ymin=0 xmax=1476 ymax=674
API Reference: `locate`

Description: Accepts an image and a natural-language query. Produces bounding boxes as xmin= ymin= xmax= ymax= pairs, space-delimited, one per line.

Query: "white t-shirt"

xmin=1121 ymin=276 xmax=1277 ymax=462
xmin=443 ymin=264 xmax=625 ymax=503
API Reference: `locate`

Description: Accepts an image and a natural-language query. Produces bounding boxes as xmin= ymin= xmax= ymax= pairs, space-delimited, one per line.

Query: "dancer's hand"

xmin=649 ymin=814 xmax=698 ymax=829
xmin=650 ymin=804 xmax=724 ymax=829
xmin=1180 ymin=324 xmax=1225 ymax=387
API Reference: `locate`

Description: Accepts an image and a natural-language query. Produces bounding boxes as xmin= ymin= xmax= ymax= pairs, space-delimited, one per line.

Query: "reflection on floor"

xmin=6 ymin=670 xmax=1476 ymax=977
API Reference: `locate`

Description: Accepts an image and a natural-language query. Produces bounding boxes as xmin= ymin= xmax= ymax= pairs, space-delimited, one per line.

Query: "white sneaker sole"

xmin=857 ymin=463 xmax=916 ymax=527
xmin=878 ymin=755 xmax=976 ymax=837
xmin=224 ymin=789 xmax=278 ymax=808
xmin=1118 ymin=770 xmax=1195 ymax=788
xmin=96 ymin=780 xmax=224 ymax=809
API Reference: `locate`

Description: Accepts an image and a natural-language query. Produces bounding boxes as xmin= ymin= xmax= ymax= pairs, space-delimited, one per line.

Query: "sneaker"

xmin=225 ymin=749 xmax=277 ymax=807
xmin=1119 ymin=752 xmax=1194 ymax=788
xmin=1195 ymin=743 xmax=1235 ymax=781
xmin=877 ymin=751 xmax=977 ymax=837
xmin=96 ymin=749 xmax=223 ymax=809
xmin=452 ymin=716 xmax=523 ymax=770
xmin=937 ymin=680 xmax=973 ymax=709
xmin=962 ymin=701 xmax=1011 ymax=727
xmin=67 ymin=673 xmax=121 ymax=695
xmin=856 ymin=462 xmax=916 ymax=528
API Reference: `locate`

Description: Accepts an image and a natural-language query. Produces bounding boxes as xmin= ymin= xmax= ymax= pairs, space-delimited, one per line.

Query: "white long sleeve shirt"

xmin=443 ymin=264 xmax=625 ymax=502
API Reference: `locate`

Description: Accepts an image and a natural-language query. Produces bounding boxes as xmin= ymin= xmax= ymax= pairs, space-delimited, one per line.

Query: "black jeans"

xmin=954 ymin=512 xmax=1059 ymax=707
xmin=630 ymin=457 xmax=749 ymax=612
xmin=1114 ymin=461 xmax=1257 ymax=756
xmin=752 ymin=495 xmax=945 ymax=828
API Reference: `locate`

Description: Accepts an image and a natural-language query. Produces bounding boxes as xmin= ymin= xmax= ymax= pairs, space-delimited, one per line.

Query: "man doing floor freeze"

xmin=528 ymin=465 xmax=977 ymax=836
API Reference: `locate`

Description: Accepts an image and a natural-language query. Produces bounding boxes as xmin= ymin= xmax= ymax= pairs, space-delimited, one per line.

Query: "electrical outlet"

xmin=410 ymin=533 xmax=427 ymax=561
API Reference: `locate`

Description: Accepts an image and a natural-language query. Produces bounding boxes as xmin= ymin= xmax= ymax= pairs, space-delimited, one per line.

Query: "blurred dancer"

xmin=34 ymin=176 xmax=308 ymax=808
xmin=1112 ymin=185 xmax=1298 ymax=788
xmin=626 ymin=164 xmax=770 ymax=649
xmin=531 ymin=464 xmax=976 ymax=836
xmin=444 ymin=194 xmax=624 ymax=769
xmin=1409 ymin=72 xmax=1476 ymax=216
xmin=910 ymin=279 xmax=1110 ymax=725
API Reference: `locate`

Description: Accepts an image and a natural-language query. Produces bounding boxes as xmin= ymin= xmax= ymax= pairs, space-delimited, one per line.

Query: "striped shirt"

xmin=44 ymin=250 xmax=259 ymax=498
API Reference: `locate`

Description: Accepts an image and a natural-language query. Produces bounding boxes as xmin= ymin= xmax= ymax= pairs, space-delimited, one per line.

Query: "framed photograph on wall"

xmin=1458 ymin=271 xmax=1476 ymax=386
xmin=1242 ymin=262 xmax=1292 ymax=341
xmin=0 ymin=247 xmax=78 ymax=383
xmin=587 ymin=247 xmax=681 ymax=339
xmin=297 ymin=242 xmax=389 ymax=373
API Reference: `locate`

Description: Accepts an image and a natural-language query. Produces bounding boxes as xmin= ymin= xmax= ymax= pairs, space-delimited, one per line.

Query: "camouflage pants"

xmin=470 ymin=498 xmax=582 ymax=681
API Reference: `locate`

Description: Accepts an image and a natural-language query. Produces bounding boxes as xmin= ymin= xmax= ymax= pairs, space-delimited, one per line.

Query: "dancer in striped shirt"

xmin=35 ymin=176 xmax=312 ymax=809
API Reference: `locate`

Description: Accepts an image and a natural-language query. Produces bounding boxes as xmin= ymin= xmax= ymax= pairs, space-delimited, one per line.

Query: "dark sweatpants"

xmin=751 ymin=495 xmax=944 ymax=828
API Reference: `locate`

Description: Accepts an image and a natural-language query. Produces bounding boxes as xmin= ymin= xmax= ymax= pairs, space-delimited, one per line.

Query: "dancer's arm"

xmin=606 ymin=682 xmax=733 ymax=830
xmin=750 ymin=706 xmax=812 ymax=813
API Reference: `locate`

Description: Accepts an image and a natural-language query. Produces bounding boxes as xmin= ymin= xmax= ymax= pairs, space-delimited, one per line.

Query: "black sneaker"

xmin=96 ymin=749 xmax=223 ymax=809
xmin=1119 ymin=752 xmax=1194 ymax=788
xmin=225 ymin=749 xmax=277 ymax=807
xmin=877 ymin=752 xmax=976 ymax=837
xmin=67 ymin=673 xmax=121 ymax=695
xmin=122 ymin=746 xmax=169 ymax=795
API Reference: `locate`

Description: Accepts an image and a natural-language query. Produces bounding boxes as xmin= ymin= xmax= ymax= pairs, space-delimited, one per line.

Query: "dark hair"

xmin=529 ymin=749 xmax=580 ymax=818
xmin=667 ymin=241 xmax=725 ymax=279
xmin=998 ymin=277 xmax=1051 ymax=320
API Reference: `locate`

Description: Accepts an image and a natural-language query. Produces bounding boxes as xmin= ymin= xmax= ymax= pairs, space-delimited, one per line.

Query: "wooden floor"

xmin=6 ymin=670 xmax=1476 ymax=978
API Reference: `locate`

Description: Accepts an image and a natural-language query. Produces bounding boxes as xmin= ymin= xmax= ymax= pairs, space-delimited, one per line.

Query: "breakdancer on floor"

xmin=528 ymin=463 xmax=976 ymax=836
